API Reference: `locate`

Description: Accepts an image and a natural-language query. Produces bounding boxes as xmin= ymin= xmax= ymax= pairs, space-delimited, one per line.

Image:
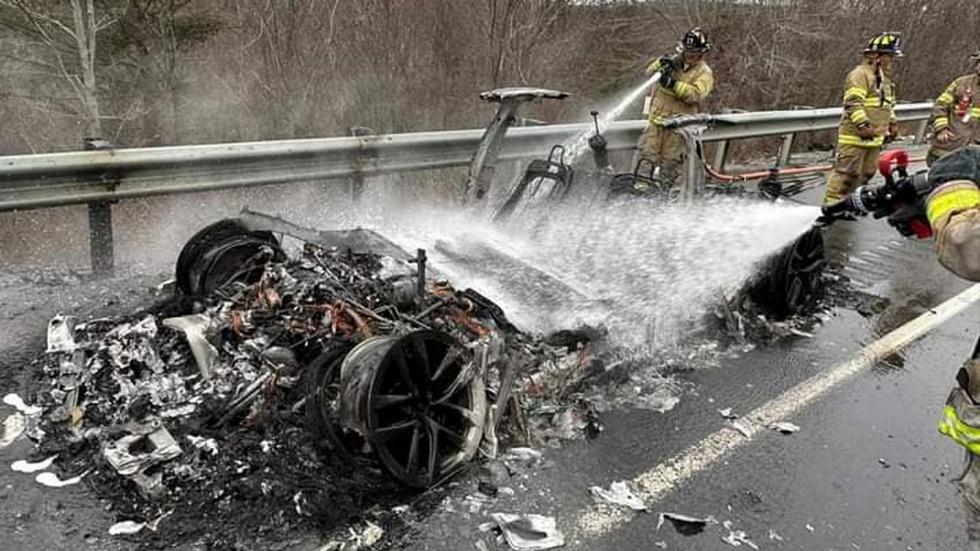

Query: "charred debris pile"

xmin=17 ymin=213 xmax=612 ymax=546
xmin=9 ymin=210 xmax=833 ymax=547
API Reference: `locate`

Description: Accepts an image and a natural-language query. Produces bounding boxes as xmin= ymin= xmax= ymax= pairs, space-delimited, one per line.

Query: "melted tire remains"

xmin=175 ymin=219 xmax=285 ymax=296
xmin=753 ymin=227 xmax=826 ymax=318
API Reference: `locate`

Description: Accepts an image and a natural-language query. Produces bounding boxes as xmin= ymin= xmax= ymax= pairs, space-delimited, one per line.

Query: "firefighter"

xmin=823 ymin=32 xmax=903 ymax=205
xmin=823 ymin=145 xmax=980 ymax=545
xmin=927 ymin=51 xmax=980 ymax=167
xmin=917 ymin=147 xmax=980 ymax=547
xmin=636 ymin=27 xmax=714 ymax=188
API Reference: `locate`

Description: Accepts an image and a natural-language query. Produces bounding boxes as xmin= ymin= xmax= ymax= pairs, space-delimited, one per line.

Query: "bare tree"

xmin=0 ymin=0 xmax=115 ymax=140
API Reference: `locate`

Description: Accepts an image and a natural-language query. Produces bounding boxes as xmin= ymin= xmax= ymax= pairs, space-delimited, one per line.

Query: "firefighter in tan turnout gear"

xmin=823 ymin=32 xmax=903 ymax=205
xmin=927 ymin=51 xmax=980 ymax=167
xmin=822 ymin=145 xmax=980 ymax=545
xmin=637 ymin=27 xmax=714 ymax=187
xmin=928 ymin=148 xmax=980 ymax=547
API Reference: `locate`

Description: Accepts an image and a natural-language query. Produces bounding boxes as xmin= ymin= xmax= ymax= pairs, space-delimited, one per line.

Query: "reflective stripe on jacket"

xmin=939 ymin=387 xmax=980 ymax=455
xmin=838 ymin=61 xmax=896 ymax=148
xmin=931 ymin=73 xmax=980 ymax=152
xmin=646 ymin=59 xmax=714 ymax=126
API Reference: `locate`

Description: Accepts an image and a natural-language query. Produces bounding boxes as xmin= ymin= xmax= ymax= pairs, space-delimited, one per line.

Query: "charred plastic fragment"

xmin=175 ymin=219 xmax=285 ymax=296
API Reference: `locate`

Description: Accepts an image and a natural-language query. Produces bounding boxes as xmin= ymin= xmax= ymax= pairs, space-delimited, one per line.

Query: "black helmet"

xmin=682 ymin=27 xmax=711 ymax=53
xmin=864 ymin=32 xmax=904 ymax=57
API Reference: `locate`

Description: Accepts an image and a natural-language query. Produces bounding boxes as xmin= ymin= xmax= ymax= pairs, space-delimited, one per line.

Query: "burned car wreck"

xmin=4 ymin=88 xmax=833 ymax=549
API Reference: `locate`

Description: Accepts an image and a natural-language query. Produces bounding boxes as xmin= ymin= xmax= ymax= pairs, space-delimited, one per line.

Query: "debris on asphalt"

xmin=1 ymin=412 xmax=26 ymax=448
xmin=35 ymin=470 xmax=87 ymax=487
xmin=718 ymin=407 xmax=738 ymax=419
xmin=345 ymin=521 xmax=385 ymax=549
xmin=720 ymin=520 xmax=759 ymax=549
xmin=3 ymin=393 xmax=42 ymax=416
xmin=489 ymin=513 xmax=565 ymax=550
xmin=10 ymin=454 xmax=57 ymax=473
xmin=730 ymin=419 xmax=753 ymax=438
xmin=109 ymin=520 xmax=147 ymax=536
xmin=161 ymin=314 xmax=219 ymax=379
xmin=656 ymin=512 xmax=718 ymax=535
xmin=768 ymin=528 xmax=784 ymax=541
xmin=46 ymin=314 xmax=78 ymax=353
xmin=186 ymin=434 xmax=219 ymax=455
xmin=589 ymin=480 xmax=647 ymax=511
xmin=13 ymin=222 xmax=634 ymax=548
xmin=103 ymin=425 xmax=183 ymax=497
xmin=769 ymin=421 xmax=800 ymax=434
xmin=503 ymin=447 xmax=544 ymax=464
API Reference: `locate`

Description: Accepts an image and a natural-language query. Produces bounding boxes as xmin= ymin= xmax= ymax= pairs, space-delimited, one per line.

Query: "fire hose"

xmin=701 ymin=152 xmax=926 ymax=184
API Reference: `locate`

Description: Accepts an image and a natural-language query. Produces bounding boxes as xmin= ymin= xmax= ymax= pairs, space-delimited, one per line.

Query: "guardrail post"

xmin=348 ymin=126 xmax=373 ymax=202
xmin=84 ymin=138 xmax=114 ymax=274
xmin=778 ymin=133 xmax=795 ymax=166
xmin=679 ymin=126 xmax=706 ymax=204
xmin=87 ymin=201 xmax=113 ymax=273
xmin=712 ymin=140 xmax=729 ymax=171
xmin=914 ymin=119 xmax=930 ymax=144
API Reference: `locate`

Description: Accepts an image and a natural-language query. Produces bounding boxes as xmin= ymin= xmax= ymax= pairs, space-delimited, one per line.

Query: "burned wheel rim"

xmin=335 ymin=331 xmax=486 ymax=488
xmin=175 ymin=219 xmax=248 ymax=295
xmin=368 ymin=331 xmax=485 ymax=488
xmin=174 ymin=218 xmax=284 ymax=296
xmin=781 ymin=227 xmax=825 ymax=316
xmin=748 ymin=226 xmax=826 ymax=319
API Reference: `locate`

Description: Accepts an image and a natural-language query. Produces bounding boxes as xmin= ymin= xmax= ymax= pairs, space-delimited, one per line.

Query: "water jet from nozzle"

xmin=562 ymin=71 xmax=662 ymax=163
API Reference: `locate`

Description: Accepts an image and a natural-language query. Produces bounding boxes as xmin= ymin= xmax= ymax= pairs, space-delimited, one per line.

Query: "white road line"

xmin=574 ymin=283 xmax=980 ymax=540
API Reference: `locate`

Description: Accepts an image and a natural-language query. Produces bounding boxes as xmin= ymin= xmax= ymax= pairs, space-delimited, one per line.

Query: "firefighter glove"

xmin=856 ymin=122 xmax=877 ymax=140
xmin=659 ymin=71 xmax=676 ymax=89
xmin=658 ymin=55 xmax=678 ymax=72
xmin=886 ymin=202 xmax=930 ymax=238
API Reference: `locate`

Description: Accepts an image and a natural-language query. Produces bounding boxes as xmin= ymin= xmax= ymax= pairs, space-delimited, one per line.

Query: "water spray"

xmin=562 ymin=71 xmax=662 ymax=163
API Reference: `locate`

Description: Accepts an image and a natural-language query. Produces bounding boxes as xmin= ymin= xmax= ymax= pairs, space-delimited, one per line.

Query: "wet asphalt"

xmin=2 ymin=156 xmax=978 ymax=550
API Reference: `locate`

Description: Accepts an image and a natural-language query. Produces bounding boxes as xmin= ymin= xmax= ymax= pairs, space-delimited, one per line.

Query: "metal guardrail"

xmin=0 ymin=101 xmax=933 ymax=271
xmin=0 ymin=102 xmax=933 ymax=212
